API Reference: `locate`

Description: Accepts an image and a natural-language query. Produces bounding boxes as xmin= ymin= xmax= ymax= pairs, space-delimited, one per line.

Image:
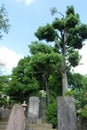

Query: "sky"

xmin=0 ymin=0 xmax=87 ymax=75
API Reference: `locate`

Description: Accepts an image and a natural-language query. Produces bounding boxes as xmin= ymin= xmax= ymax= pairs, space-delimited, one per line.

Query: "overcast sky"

xmin=0 ymin=0 xmax=87 ymax=75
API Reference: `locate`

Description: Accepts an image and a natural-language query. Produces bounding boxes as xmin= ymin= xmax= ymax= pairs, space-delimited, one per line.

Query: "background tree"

xmin=35 ymin=5 xmax=87 ymax=95
xmin=0 ymin=3 xmax=10 ymax=74
xmin=29 ymin=41 xmax=53 ymax=55
xmin=6 ymin=56 xmax=39 ymax=103
xmin=29 ymin=41 xmax=62 ymax=103
xmin=0 ymin=75 xmax=10 ymax=107
xmin=0 ymin=3 xmax=10 ymax=106
xmin=0 ymin=3 xmax=10 ymax=39
xmin=65 ymin=74 xmax=87 ymax=123
xmin=46 ymin=72 xmax=87 ymax=128
xmin=68 ymin=72 xmax=83 ymax=89
xmin=7 ymin=42 xmax=62 ymax=103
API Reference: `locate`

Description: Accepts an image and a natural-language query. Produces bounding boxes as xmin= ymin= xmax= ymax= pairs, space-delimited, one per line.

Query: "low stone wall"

xmin=0 ymin=108 xmax=11 ymax=121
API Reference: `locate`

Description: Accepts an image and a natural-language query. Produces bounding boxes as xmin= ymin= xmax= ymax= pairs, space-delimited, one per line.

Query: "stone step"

xmin=0 ymin=129 xmax=6 ymax=130
xmin=0 ymin=120 xmax=57 ymax=130
xmin=26 ymin=123 xmax=57 ymax=130
xmin=26 ymin=126 xmax=57 ymax=130
xmin=26 ymin=123 xmax=52 ymax=129
xmin=33 ymin=129 xmax=56 ymax=130
xmin=33 ymin=123 xmax=52 ymax=128
xmin=25 ymin=119 xmax=57 ymax=130
xmin=0 ymin=122 xmax=7 ymax=125
xmin=0 ymin=121 xmax=7 ymax=130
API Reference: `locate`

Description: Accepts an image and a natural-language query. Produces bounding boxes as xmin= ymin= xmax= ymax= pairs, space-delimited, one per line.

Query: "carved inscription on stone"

xmin=57 ymin=96 xmax=77 ymax=130
xmin=6 ymin=104 xmax=24 ymax=130
xmin=28 ymin=96 xmax=40 ymax=120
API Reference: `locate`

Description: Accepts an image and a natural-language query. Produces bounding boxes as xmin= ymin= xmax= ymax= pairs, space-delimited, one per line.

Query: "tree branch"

xmin=55 ymin=37 xmax=62 ymax=51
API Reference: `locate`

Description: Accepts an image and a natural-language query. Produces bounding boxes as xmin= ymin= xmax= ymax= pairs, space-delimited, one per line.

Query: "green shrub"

xmin=46 ymin=101 xmax=57 ymax=128
xmin=65 ymin=89 xmax=75 ymax=96
xmin=65 ymin=89 xmax=87 ymax=122
xmin=79 ymin=106 xmax=87 ymax=122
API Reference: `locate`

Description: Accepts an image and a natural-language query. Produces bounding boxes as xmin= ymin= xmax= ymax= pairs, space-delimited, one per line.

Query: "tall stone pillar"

xmin=39 ymin=97 xmax=46 ymax=120
xmin=28 ymin=96 xmax=40 ymax=122
xmin=57 ymin=96 xmax=77 ymax=130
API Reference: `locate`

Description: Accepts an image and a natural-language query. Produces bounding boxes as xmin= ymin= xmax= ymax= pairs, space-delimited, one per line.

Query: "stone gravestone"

xmin=28 ymin=96 xmax=40 ymax=122
xmin=6 ymin=104 xmax=25 ymax=130
xmin=39 ymin=97 xmax=46 ymax=120
xmin=57 ymin=96 xmax=77 ymax=130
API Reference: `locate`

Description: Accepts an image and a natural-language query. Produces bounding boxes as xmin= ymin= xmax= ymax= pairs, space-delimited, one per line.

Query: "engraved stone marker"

xmin=57 ymin=96 xmax=77 ymax=130
xmin=39 ymin=97 xmax=46 ymax=120
xmin=28 ymin=96 xmax=40 ymax=122
xmin=6 ymin=104 xmax=25 ymax=130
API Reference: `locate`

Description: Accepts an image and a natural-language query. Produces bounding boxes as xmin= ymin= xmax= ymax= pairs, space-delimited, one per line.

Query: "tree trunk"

xmin=45 ymin=77 xmax=50 ymax=104
xmin=61 ymin=33 xmax=68 ymax=95
xmin=61 ymin=71 xmax=68 ymax=95
xmin=43 ymin=72 xmax=50 ymax=104
xmin=61 ymin=53 xmax=68 ymax=95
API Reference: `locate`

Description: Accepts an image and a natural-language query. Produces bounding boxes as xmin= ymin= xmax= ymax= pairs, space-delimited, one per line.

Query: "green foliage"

xmin=65 ymin=79 xmax=87 ymax=122
xmin=29 ymin=41 xmax=53 ymax=55
xmin=0 ymin=4 xmax=10 ymax=38
xmin=75 ymin=88 xmax=87 ymax=109
xmin=0 ymin=75 xmax=10 ymax=107
xmin=48 ymin=73 xmax=62 ymax=95
xmin=4 ymin=5 xmax=87 ymax=124
xmin=65 ymin=14 xmax=79 ymax=28
xmin=29 ymin=52 xmax=62 ymax=73
xmin=35 ymin=5 xmax=87 ymax=69
xmin=6 ymin=57 xmax=39 ymax=103
xmin=79 ymin=106 xmax=87 ymax=121
xmin=82 ymin=76 xmax=87 ymax=87
xmin=35 ymin=23 xmax=57 ymax=42
xmin=7 ymin=76 xmax=39 ymax=103
xmin=7 ymin=77 xmax=39 ymax=103
xmin=78 ymin=24 xmax=87 ymax=39
xmin=0 ymin=93 xmax=7 ymax=107
xmin=67 ymin=49 xmax=80 ymax=67
xmin=27 ymin=50 xmax=62 ymax=102
xmin=46 ymin=73 xmax=87 ymax=127
xmin=65 ymin=89 xmax=75 ymax=96
xmin=64 ymin=73 xmax=87 ymax=123
xmin=46 ymin=101 xmax=57 ymax=128
xmin=68 ymin=73 xmax=83 ymax=89
xmin=7 ymin=43 xmax=62 ymax=103
xmin=66 ymin=6 xmax=75 ymax=16
xmin=50 ymin=7 xmax=58 ymax=16
xmin=73 ymin=76 xmax=87 ymax=122
xmin=52 ymin=18 xmax=64 ymax=31
xmin=0 ymin=3 xmax=10 ymax=106
xmin=35 ymin=5 xmax=87 ymax=94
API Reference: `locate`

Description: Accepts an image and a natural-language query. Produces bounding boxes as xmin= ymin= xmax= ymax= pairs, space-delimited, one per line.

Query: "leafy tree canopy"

xmin=29 ymin=41 xmax=54 ymax=55
xmin=6 ymin=42 xmax=62 ymax=103
xmin=35 ymin=5 xmax=87 ymax=94
xmin=0 ymin=3 xmax=10 ymax=39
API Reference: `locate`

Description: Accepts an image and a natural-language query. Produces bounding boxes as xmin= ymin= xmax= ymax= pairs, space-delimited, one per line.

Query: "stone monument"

xmin=39 ymin=97 xmax=46 ymax=120
xmin=6 ymin=104 xmax=25 ymax=130
xmin=57 ymin=96 xmax=77 ymax=130
xmin=28 ymin=96 xmax=40 ymax=122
